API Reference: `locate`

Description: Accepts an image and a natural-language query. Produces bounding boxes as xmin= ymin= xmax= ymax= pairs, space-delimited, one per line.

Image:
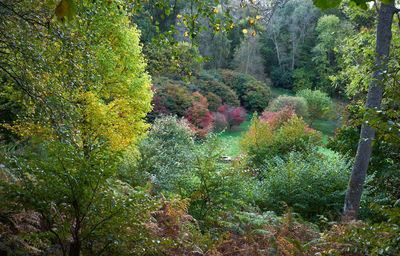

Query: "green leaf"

xmin=312 ymin=0 xmax=343 ymax=9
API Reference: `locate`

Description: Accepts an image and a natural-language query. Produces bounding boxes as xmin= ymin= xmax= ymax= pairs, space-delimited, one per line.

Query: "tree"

xmin=216 ymin=104 xmax=247 ymax=130
xmin=0 ymin=0 xmax=154 ymax=254
xmin=312 ymin=14 xmax=353 ymax=95
xmin=313 ymin=0 xmax=400 ymax=220
xmin=343 ymin=1 xmax=399 ymax=220
xmin=296 ymin=89 xmax=331 ymax=121
xmin=185 ymin=92 xmax=213 ymax=138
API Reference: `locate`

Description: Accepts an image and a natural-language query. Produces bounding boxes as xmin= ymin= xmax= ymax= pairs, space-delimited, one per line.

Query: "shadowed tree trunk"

xmin=343 ymin=1 xmax=398 ymax=220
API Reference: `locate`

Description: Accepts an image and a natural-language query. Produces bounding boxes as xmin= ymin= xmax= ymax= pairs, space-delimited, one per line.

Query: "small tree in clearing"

xmin=216 ymin=104 xmax=247 ymax=130
xmin=185 ymin=92 xmax=214 ymax=138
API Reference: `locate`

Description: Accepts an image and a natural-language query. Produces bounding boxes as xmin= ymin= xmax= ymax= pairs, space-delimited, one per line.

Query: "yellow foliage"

xmin=5 ymin=1 xmax=153 ymax=153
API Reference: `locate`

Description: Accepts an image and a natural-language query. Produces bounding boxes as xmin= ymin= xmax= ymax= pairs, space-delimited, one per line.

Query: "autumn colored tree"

xmin=0 ymin=0 xmax=154 ymax=254
xmin=185 ymin=92 xmax=214 ymax=138
xmin=216 ymin=104 xmax=247 ymax=130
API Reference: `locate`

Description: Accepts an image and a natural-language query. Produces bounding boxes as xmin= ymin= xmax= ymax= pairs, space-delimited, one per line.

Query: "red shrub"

xmin=216 ymin=104 xmax=247 ymax=130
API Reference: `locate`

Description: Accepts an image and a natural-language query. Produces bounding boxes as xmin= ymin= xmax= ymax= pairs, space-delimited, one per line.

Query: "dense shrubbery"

xmin=240 ymin=110 xmax=322 ymax=169
xmin=242 ymin=80 xmax=271 ymax=112
xmin=130 ymin=115 xmax=195 ymax=196
xmin=268 ymin=95 xmax=309 ymax=119
xmin=254 ymin=148 xmax=352 ymax=219
xmin=297 ymin=89 xmax=331 ymax=120
xmin=219 ymin=69 xmax=271 ymax=112
xmin=321 ymin=202 xmax=400 ymax=255
xmin=185 ymin=92 xmax=214 ymax=138
xmin=195 ymin=79 xmax=240 ymax=106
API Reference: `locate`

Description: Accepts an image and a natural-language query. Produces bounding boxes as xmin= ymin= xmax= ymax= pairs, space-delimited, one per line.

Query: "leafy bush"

xmin=188 ymin=135 xmax=249 ymax=224
xmin=321 ymin=202 xmax=400 ymax=255
xmin=297 ymin=89 xmax=332 ymax=120
xmin=0 ymin=142 xmax=161 ymax=255
xmin=240 ymin=112 xmax=322 ymax=169
xmin=292 ymin=67 xmax=315 ymax=92
xmin=270 ymin=67 xmax=293 ymax=89
xmin=254 ymin=148 xmax=352 ymax=220
xmin=195 ymin=79 xmax=240 ymax=106
xmin=130 ymin=115 xmax=196 ymax=196
xmin=242 ymin=80 xmax=272 ymax=113
xmin=258 ymin=148 xmax=352 ymax=220
xmin=328 ymin=125 xmax=400 ymax=207
xmin=219 ymin=70 xmax=271 ymax=112
xmin=216 ymin=104 xmax=247 ymax=130
xmin=205 ymin=92 xmax=222 ymax=112
xmin=185 ymin=92 xmax=214 ymax=138
xmin=268 ymin=95 xmax=309 ymax=119
xmin=260 ymin=106 xmax=296 ymax=130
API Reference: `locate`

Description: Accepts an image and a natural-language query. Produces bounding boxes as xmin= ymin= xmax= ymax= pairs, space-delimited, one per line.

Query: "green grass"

xmin=218 ymin=120 xmax=250 ymax=157
xmin=270 ymin=86 xmax=295 ymax=98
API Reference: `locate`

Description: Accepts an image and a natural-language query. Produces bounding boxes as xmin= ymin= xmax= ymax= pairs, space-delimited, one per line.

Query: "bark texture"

xmin=343 ymin=2 xmax=397 ymax=220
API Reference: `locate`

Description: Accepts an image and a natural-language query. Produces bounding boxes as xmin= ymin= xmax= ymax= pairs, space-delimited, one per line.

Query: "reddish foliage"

xmin=185 ymin=92 xmax=214 ymax=138
xmin=215 ymin=104 xmax=246 ymax=130
xmin=151 ymin=95 xmax=170 ymax=115
xmin=260 ymin=106 xmax=295 ymax=130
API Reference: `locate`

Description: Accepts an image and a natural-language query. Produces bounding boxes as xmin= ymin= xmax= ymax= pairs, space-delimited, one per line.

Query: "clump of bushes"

xmin=268 ymin=95 xmax=309 ymax=119
xmin=214 ymin=104 xmax=247 ymax=131
xmin=219 ymin=69 xmax=271 ymax=112
xmin=144 ymin=42 xmax=202 ymax=78
xmin=297 ymin=89 xmax=331 ymax=120
xmin=130 ymin=115 xmax=196 ymax=196
xmin=254 ymin=148 xmax=352 ymax=220
xmin=240 ymin=108 xmax=322 ymax=169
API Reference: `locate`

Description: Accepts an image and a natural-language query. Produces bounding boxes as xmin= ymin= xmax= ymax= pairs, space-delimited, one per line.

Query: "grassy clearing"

xmin=218 ymin=120 xmax=250 ymax=157
xmin=270 ymin=86 xmax=295 ymax=98
xmin=217 ymin=86 xmax=344 ymax=156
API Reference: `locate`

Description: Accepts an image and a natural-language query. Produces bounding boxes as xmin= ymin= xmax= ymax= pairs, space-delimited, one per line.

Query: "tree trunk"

xmin=343 ymin=2 xmax=397 ymax=220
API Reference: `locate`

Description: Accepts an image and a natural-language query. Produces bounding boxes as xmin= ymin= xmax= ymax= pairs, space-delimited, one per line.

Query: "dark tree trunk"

xmin=343 ymin=2 xmax=397 ymax=220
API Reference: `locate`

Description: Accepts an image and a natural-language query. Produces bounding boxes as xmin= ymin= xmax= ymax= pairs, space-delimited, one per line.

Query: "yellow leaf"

xmin=242 ymin=29 xmax=248 ymax=34
xmin=177 ymin=14 xmax=182 ymax=19
xmin=212 ymin=9 xmax=218 ymax=14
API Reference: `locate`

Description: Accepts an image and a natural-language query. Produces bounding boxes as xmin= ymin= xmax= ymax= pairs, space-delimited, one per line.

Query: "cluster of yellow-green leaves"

xmin=4 ymin=0 xmax=153 ymax=152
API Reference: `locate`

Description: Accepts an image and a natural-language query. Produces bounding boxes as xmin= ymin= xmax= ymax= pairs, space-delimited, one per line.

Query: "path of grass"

xmin=218 ymin=120 xmax=250 ymax=157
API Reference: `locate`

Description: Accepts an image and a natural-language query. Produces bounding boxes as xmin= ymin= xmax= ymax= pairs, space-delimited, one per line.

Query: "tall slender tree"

xmin=313 ymin=0 xmax=399 ymax=220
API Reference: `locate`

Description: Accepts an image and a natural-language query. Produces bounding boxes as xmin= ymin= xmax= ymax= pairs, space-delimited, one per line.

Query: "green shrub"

xmin=188 ymin=135 xmax=249 ymax=224
xmin=270 ymin=67 xmax=293 ymax=89
xmin=219 ymin=69 xmax=271 ymax=112
xmin=242 ymin=80 xmax=272 ymax=113
xmin=292 ymin=67 xmax=315 ymax=92
xmin=297 ymin=89 xmax=332 ymax=120
xmin=328 ymin=125 xmax=400 ymax=211
xmin=324 ymin=202 xmax=400 ymax=255
xmin=206 ymin=92 xmax=222 ymax=112
xmin=129 ymin=115 xmax=196 ymax=197
xmin=255 ymin=148 xmax=352 ymax=220
xmin=268 ymin=95 xmax=309 ymax=119
xmin=144 ymin=42 xmax=202 ymax=78
xmin=0 ymin=141 xmax=162 ymax=255
xmin=240 ymin=114 xmax=322 ymax=169
xmin=195 ymin=79 xmax=240 ymax=106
